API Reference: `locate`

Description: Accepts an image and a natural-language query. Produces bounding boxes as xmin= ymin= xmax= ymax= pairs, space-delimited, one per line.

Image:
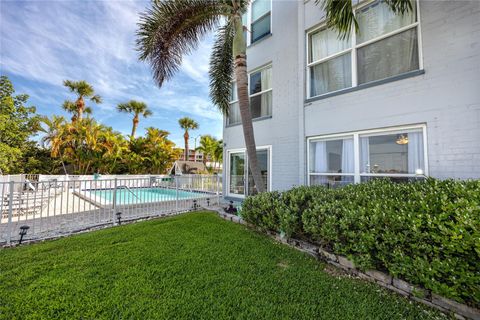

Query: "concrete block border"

xmin=217 ymin=210 xmax=480 ymax=320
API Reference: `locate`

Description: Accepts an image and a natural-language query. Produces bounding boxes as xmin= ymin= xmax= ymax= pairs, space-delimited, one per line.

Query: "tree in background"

xmin=196 ymin=135 xmax=223 ymax=172
xmin=62 ymin=80 xmax=102 ymax=122
xmin=125 ymin=128 xmax=180 ymax=174
xmin=0 ymin=76 xmax=41 ymax=174
xmin=116 ymin=100 xmax=152 ymax=140
xmin=178 ymin=117 xmax=198 ymax=161
xmin=213 ymin=139 xmax=223 ymax=171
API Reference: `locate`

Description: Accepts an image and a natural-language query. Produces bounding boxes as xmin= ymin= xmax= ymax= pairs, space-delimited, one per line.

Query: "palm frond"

xmin=316 ymin=0 xmax=413 ymax=39
xmin=384 ymin=0 xmax=413 ymax=14
xmin=209 ymin=21 xmax=234 ymax=115
xmin=143 ymin=109 xmax=153 ymax=117
xmin=136 ymin=0 xmax=228 ymax=87
xmin=316 ymin=0 xmax=357 ymax=39
xmin=62 ymin=100 xmax=77 ymax=113
xmin=90 ymin=94 xmax=102 ymax=104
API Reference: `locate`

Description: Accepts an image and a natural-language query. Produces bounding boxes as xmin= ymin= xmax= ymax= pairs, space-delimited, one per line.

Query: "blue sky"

xmin=0 ymin=0 xmax=221 ymax=147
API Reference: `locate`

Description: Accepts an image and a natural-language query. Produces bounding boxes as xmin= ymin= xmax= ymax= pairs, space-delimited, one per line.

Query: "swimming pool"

xmin=89 ymin=187 xmax=208 ymax=205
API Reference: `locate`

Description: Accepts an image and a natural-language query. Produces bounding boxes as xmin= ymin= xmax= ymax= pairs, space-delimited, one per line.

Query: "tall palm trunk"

xmin=131 ymin=114 xmax=139 ymax=139
xmin=76 ymin=96 xmax=85 ymax=120
xmin=184 ymin=131 xmax=189 ymax=161
xmin=232 ymin=15 xmax=265 ymax=193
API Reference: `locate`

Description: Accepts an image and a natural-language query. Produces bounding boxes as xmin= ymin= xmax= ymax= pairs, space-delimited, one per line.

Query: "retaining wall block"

xmin=366 ymin=270 xmax=392 ymax=285
xmin=337 ymin=255 xmax=355 ymax=269
xmin=431 ymin=294 xmax=480 ymax=320
xmin=318 ymin=248 xmax=338 ymax=263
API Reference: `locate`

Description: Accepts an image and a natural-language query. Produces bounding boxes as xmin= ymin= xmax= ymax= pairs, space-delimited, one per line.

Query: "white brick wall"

xmin=223 ymin=0 xmax=480 ymax=196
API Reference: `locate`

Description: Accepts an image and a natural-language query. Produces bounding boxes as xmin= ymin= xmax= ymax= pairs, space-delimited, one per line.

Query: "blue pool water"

xmin=91 ymin=188 xmax=206 ymax=205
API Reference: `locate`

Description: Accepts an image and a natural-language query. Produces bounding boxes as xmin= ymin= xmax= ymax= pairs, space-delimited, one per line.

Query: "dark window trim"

xmin=250 ymin=32 xmax=272 ymax=45
xmin=305 ymin=69 xmax=425 ymax=104
xmin=225 ymin=115 xmax=272 ymax=128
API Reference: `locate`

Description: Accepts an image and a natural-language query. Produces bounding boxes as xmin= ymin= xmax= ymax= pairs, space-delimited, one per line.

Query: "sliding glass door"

xmin=228 ymin=147 xmax=270 ymax=197
xmin=229 ymin=152 xmax=246 ymax=196
xmin=248 ymin=149 xmax=269 ymax=195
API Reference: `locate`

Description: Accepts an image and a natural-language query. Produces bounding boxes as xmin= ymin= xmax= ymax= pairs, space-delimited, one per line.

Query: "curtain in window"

xmin=260 ymin=91 xmax=272 ymax=117
xmin=310 ymin=28 xmax=350 ymax=62
xmin=310 ymin=141 xmax=328 ymax=186
xmin=261 ymin=67 xmax=271 ymax=90
xmin=260 ymin=68 xmax=272 ymax=117
xmin=407 ymin=131 xmax=424 ymax=173
xmin=311 ymin=53 xmax=352 ymax=96
xmin=228 ymin=102 xmax=241 ymax=125
xmin=313 ymin=141 xmax=327 ymax=172
xmin=356 ymin=0 xmax=416 ymax=44
xmin=360 ymin=137 xmax=370 ymax=173
xmin=357 ymin=28 xmax=419 ymax=84
xmin=341 ymin=139 xmax=354 ymax=173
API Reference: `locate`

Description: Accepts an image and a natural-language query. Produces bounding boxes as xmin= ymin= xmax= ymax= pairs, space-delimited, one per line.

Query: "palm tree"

xmin=116 ymin=100 xmax=153 ymax=139
xmin=213 ymin=139 xmax=223 ymax=171
xmin=178 ymin=117 xmax=198 ymax=161
xmin=62 ymin=80 xmax=102 ymax=122
xmin=196 ymin=135 xmax=216 ymax=165
xmin=136 ymin=0 xmax=268 ymax=192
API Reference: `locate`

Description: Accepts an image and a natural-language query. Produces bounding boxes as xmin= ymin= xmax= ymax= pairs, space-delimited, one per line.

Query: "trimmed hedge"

xmin=241 ymin=179 xmax=480 ymax=307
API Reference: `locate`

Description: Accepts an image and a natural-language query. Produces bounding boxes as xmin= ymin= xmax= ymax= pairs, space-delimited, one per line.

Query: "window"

xmin=228 ymin=82 xmax=241 ymax=125
xmin=227 ymin=147 xmax=271 ymax=197
xmin=309 ymin=136 xmax=355 ymax=187
xmin=251 ymin=0 xmax=271 ymax=43
xmin=359 ymin=128 xmax=425 ymax=175
xmin=227 ymin=65 xmax=272 ymax=125
xmin=241 ymin=0 xmax=271 ymax=45
xmin=308 ymin=125 xmax=427 ymax=186
xmin=308 ymin=28 xmax=352 ymax=97
xmin=307 ymin=0 xmax=420 ymax=98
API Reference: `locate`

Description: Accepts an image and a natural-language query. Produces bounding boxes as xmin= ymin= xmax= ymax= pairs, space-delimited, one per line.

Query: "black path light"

xmin=206 ymin=198 xmax=210 ymax=206
xmin=225 ymin=201 xmax=237 ymax=214
xmin=192 ymin=199 xmax=198 ymax=211
xmin=116 ymin=212 xmax=122 ymax=225
xmin=19 ymin=225 xmax=30 ymax=244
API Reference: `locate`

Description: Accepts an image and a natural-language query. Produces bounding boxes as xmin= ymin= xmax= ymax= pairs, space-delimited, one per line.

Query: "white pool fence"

xmin=0 ymin=174 xmax=222 ymax=245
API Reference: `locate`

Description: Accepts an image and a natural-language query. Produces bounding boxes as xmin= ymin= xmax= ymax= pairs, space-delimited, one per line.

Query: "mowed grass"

xmin=0 ymin=212 xmax=446 ymax=320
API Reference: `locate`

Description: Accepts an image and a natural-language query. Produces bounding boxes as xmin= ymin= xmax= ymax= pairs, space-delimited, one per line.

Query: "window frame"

xmin=306 ymin=124 xmax=428 ymax=185
xmin=306 ymin=0 xmax=423 ymax=99
xmin=227 ymin=64 xmax=273 ymax=126
xmin=226 ymin=145 xmax=273 ymax=198
xmin=243 ymin=0 xmax=272 ymax=45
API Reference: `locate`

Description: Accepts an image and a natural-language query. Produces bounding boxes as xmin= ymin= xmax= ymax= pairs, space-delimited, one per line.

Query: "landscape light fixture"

xmin=206 ymin=198 xmax=210 ymax=206
xmin=225 ymin=201 xmax=237 ymax=214
xmin=116 ymin=212 xmax=122 ymax=225
xmin=19 ymin=225 xmax=30 ymax=244
xmin=192 ymin=199 xmax=198 ymax=211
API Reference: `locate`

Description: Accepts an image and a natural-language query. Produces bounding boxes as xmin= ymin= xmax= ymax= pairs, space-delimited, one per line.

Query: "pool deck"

xmin=0 ymin=192 xmax=217 ymax=244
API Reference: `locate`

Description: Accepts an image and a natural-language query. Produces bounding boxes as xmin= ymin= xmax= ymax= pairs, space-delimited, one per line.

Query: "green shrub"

xmin=242 ymin=178 xmax=480 ymax=307
xmin=241 ymin=191 xmax=282 ymax=232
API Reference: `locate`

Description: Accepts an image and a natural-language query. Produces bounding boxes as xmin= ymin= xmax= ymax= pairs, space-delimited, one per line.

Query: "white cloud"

xmin=0 ymin=0 xmax=223 ymax=130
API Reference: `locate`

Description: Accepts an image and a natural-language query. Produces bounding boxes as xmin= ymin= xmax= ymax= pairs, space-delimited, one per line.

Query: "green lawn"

xmin=0 ymin=212 xmax=446 ymax=319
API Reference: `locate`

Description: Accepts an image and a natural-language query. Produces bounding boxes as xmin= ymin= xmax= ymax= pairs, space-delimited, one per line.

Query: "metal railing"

xmin=0 ymin=174 xmax=222 ymax=245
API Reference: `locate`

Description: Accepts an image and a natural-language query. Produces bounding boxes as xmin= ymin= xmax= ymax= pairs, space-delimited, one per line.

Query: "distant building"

xmin=175 ymin=148 xmax=205 ymax=162
xmin=169 ymin=161 xmax=207 ymax=175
